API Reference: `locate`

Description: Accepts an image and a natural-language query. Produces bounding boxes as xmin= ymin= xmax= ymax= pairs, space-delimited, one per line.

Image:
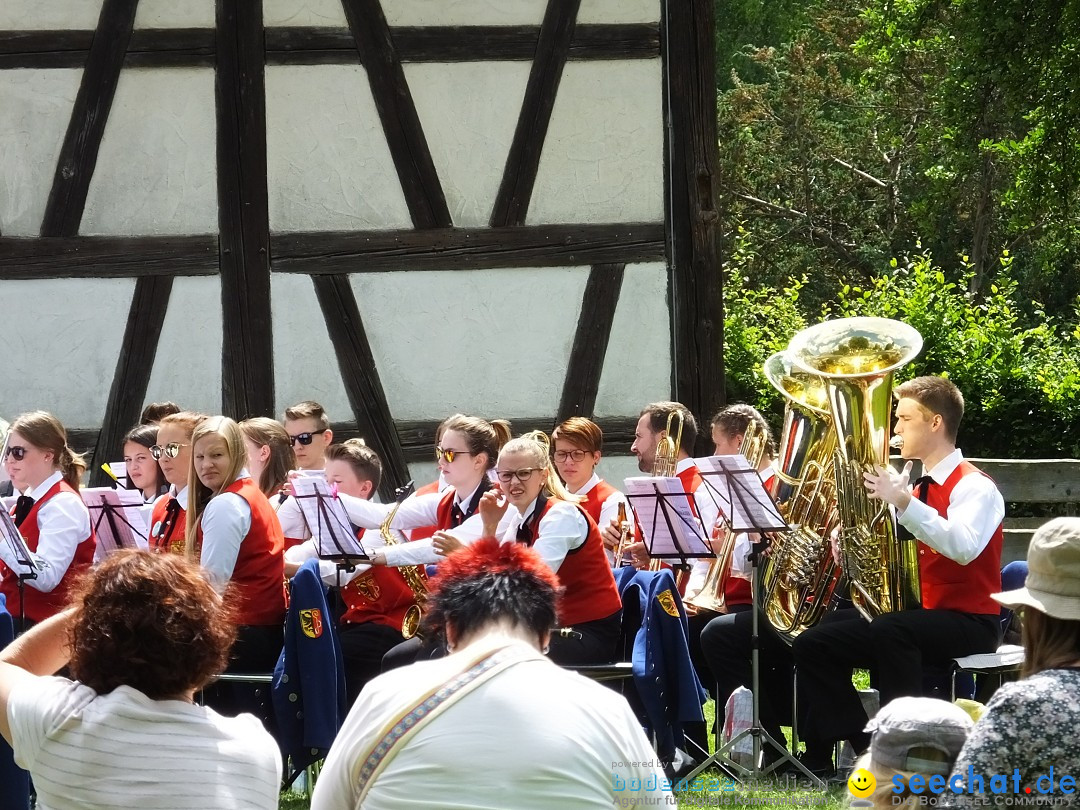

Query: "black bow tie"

xmin=154 ymin=498 xmax=183 ymax=547
xmin=13 ymin=495 xmax=35 ymax=528
xmin=450 ymin=503 xmax=466 ymax=528
xmin=516 ymin=517 xmax=535 ymax=545
xmin=912 ymin=475 xmax=933 ymax=503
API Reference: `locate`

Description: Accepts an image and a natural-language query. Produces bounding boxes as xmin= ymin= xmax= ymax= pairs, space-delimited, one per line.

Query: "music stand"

xmin=687 ymin=459 xmax=824 ymax=788
xmin=623 ymin=476 xmax=714 ymax=564
xmin=0 ymin=508 xmax=40 ymax=634
xmin=292 ymin=477 xmax=370 ymax=569
xmin=82 ymin=487 xmax=149 ymax=561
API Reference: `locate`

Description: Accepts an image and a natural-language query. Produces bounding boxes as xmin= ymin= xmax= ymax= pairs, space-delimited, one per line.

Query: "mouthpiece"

xmin=889 ymin=435 xmax=904 ymax=450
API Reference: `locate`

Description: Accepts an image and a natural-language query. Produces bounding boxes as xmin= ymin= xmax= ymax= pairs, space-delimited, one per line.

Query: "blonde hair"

xmin=157 ymin=410 xmax=207 ymax=438
xmin=440 ymin=414 xmax=512 ymax=470
xmin=239 ymin=417 xmax=296 ymax=497
xmin=10 ymin=411 xmax=86 ymax=488
xmin=185 ymin=416 xmax=248 ymax=558
xmin=500 ymin=431 xmax=581 ymax=503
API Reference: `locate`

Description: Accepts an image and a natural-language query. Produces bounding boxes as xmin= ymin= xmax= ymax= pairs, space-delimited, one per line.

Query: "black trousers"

xmin=339 ymin=622 xmax=408 ymax=704
xmin=699 ymin=606 xmax=793 ymax=750
xmin=792 ymin=607 xmax=1000 ymax=755
xmin=547 ymin=609 xmax=623 ymax=666
xmin=203 ymin=623 xmax=284 ymax=729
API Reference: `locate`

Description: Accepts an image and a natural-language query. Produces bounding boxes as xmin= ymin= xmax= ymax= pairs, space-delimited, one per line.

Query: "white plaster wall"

xmin=350 ymin=266 xmax=588 ymax=420
xmin=272 ymin=273 xmax=351 ymax=419
xmin=81 ymin=68 xmax=217 ymax=236
xmin=577 ymin=0 xmax=660 ymax=24
xmin=2 ymin=279 xmax=133 ymax=426
xmin=0 ymin=69 xmax=82 ymax=237
xmin=133 ymin=0 xmax=214 ymax=29
xmin=0 ymin=1 xmax=102 ymax=29
xmin=407 ymin=461 xmax=438 ymax=491
xmin=383 ymin=1 xmax=544 ymax=26
xmin=263 ymin=0 xmax=348 ymax=27
xmin=266 ymin=65 xmax=413 ymax=233
xmin=528 ymin=59 xmax=664 ymax=225
xmin=405 ymin=61 xmax=531 ymax=227
xmin=594 ymin=261 xmax=670 ymax=416
xmin=142 ymin=276 xmax=223 ymax=416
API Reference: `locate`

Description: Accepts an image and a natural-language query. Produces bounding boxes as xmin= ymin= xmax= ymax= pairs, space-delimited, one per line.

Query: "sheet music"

xmin=0 ymin=508 xmax=39 ymax=575
xmin=82 ymin=487 xmax=150 ymax=561
xmin=694 ymin=455 xmax=788 ymax=533
xmin=292 ymin=476 xmax=368 ymax=560
xmin=623 ymin=476 xmax=713 ymax=559
xmin=105 ymin=461 xmax=130 ymax=488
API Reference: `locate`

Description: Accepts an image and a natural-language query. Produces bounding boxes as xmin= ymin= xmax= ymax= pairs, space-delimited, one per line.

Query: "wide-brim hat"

xmin=993 ymin=517 xmax=1080 ymax=621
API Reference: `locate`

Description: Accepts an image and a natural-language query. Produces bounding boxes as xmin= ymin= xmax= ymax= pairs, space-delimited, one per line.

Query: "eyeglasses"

xmin=4 ymin=446 xmax=27 ymax=461
xmin=496 ymin=468 xmax=541 ymax=484
xmin=553 ymin=449 xmax=588 ymax=463
xmin=435 ymin=447 xmax=474 ymax=464
xmin=289 ymin=429 xmax=328 ymax=447
xmin=150 ymin=442 xmax=188 ymax=460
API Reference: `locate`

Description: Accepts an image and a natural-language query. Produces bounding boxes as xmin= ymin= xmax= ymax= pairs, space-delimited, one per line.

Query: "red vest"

xmin=150 ymin=494 xmax=187 ymax=554
xmin=917 ymin=461 xmax=1003 ymax=614
xmin=518 ymin=499 xmax=622 ymax=626
xmin=2 ymin=480 xmax=96 ymax=623
xmin=198 ymin=478 xmax=286 ymax=626
xmin=579 ymin=479 xmax=620 ymax=527
xmin=409 ymin=480 xmax=442 ymax=540
xmin=341 ymin=528 xmax=419 ymax=630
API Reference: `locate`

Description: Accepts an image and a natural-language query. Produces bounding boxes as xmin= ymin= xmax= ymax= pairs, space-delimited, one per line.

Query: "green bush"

xmin=725 ymin=246 xmax=1080 ymax=457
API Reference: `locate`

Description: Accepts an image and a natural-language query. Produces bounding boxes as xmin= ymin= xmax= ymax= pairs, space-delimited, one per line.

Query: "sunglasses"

xmin=435 ymin=447 xmax=474 ymax=464
xmin=4 ymin=446 xmax=27 ymax=461
xmin=495 ymin=467 xmax=541 ymax=484
xmin=150 ymin=442 xmax=189 ymax=460
xmin=553 ymin=449 xmax=589 ymax=463
xmin=289 ymin=429 xmax=328 ymax=447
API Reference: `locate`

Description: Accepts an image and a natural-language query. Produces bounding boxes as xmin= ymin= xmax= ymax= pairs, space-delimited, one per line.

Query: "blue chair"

xmin=1 ymin=593 xmax=31 ymax=810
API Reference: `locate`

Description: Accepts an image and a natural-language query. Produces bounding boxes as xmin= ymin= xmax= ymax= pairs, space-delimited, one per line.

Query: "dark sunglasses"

xmin=4 ymin=446 xmax=27 ymax=461
xmin=150 ymin=442 xmax=188 ymax=460
xmin=290 ymin=429 xmax=328 ymax=447
xmin=435 ymin=446 xmax=474 ymax=464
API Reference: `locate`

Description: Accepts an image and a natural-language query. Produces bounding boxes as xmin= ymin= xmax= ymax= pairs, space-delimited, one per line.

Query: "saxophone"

xmin=378 ymin=481 xmax=428 ymax=639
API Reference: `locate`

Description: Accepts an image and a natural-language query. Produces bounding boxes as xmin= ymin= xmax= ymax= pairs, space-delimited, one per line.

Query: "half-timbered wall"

xmin=1 ymin=0 xmax=722 ymax=499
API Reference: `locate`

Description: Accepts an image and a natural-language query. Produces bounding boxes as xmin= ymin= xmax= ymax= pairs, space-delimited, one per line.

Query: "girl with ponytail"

xmin=1 ymin=411 xmax=95 ymax=628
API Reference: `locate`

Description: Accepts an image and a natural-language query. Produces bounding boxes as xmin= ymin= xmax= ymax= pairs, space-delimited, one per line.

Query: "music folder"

xmin=82 ymin=487 xmax=150 ymax=561
xmin=292 ymin=476 xmax=369 ymax=562
xmin=623 ymin=475 xmax=714 ymax=561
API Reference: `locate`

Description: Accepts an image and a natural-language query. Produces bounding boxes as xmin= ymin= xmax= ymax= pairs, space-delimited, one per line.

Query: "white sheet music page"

xmin=82 ymin=487 xmax=150 ymax=561
xmin=694 ymin=455 xmax=788 ymax=533
xmin=623 ymin=476 xmax=712 ymax=558
xmin=292 ymin=476 xmax=368 ymax=559
xmin=0 ymin=508 xmax=39 ymax=573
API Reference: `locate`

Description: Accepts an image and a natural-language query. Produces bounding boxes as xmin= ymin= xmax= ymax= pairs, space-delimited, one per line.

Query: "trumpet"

xmin=378 ymin=480 xmax=428 ymax=639
xmin=612 ymin=501 xmax=633 ymax=568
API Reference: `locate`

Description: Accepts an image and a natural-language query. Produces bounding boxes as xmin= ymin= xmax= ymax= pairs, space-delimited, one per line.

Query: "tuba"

xmin=378 ymin=480 xmax=428 ymax=639
xmin=788 ymin=317 xmax=923 ymax=621
xmin=759 ymin=351 xmax=843 ymax=642
xmin=684 ymin=419 xmax=769 ymax=614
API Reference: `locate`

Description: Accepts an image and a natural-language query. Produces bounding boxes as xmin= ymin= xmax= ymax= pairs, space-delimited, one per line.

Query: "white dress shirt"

xmin=502 ymin=497 xmax=588 ymax=574
xmin=675 ymin=459 xmax=720 ymax=597
xmin=0 ymin=471 xmax=91 ymax=593
xmin=199 ymin=472 xmax=253 ymax=592
xmin=896 ymin=449 xmax=1004 ymax=565
xmin=571 ymin=473 xmax=633 ymax=565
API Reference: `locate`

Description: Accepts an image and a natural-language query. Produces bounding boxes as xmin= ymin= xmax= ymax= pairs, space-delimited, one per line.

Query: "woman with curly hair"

xmin=0 ymin=550 xmax=281 ymax=809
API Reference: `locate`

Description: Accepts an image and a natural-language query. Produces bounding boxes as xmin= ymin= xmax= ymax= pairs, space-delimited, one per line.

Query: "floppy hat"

xmin=993 ymin=517 xmax=1080 ymax=622
xmin=865 ymin=697 xmax=973 ymax=775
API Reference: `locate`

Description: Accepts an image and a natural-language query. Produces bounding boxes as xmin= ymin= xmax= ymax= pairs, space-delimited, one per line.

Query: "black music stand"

xmin=687 ymin=459 xmax=824 ymax=788
xmin=82 ymin=488 xmax=149 ymax=561
xmin=0 ymin=508 xmax=39 ymax=635
xmin=624 ymin=477 xmax=714 ymax=565
xmin=292 ymin=477 xmax=370 ymax=570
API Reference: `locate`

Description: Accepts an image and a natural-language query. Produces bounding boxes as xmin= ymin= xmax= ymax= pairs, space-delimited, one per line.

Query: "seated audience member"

xmin=848 ymin=697 xmax=972 ymax=809
xmin=239 ymin=416 xmax=296 ymax=501
xmin=122 ymin=424 xmax=168 ymax=502
xmin=0 ymin=550 xmax=281 ymax=809
xmin=949 ymin=517 xmax=1080 ymax=795
xmin=311 ymin=538 xmax=669 ymax=810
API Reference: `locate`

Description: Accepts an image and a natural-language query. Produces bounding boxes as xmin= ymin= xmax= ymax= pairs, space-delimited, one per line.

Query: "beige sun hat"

xmin=993 ymin=517 xmax=1080 ymax=621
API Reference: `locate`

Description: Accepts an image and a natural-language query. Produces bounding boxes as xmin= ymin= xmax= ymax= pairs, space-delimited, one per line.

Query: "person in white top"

xmin=0 ymin=549 xmax=282 ymax=810
xmin=0 ymin=411 xmax=94 ymax=630
xmin=276 ymin=401 xmax=334 ymax=542
xmin=239 ymin=416 xmax=296 ymax=501
xmin=311 ymin=536 xmax=668 ymax=810
xmin=550 ymin=416 xmax=633 ymax=564
xmin=121 ymin=424 xmax=168 ymax=503
xmin=147 ymin=410 xmax=205 ymax=554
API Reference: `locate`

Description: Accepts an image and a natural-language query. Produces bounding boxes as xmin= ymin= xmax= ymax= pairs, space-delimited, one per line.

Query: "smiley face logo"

xmin=848 ymin=768 xmax=876 ymax=799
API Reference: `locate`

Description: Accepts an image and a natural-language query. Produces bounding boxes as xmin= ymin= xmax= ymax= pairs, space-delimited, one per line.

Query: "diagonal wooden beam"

xmin=341 ymin=0 xmax=451 ymax=229
xmin=489 ymin=0 xmax=580 ymax=227
xmin=39 ymin=0 xmax=140 ymax=236
xmin=216 ymin=0 xmax=274 ymax=420
xmin=557 ymin=263 xmax=626 ymax=422
xmin=311 ymin=275 xmax=410 ymax=501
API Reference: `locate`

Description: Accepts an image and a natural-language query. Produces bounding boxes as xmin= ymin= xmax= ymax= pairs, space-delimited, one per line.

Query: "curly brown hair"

xmin=67 ymin=550 xmax=237 ymax=699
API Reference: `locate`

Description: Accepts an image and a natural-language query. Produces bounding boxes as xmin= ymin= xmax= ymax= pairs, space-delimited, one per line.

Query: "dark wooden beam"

xmin=663 ymin=0 xmax=724 ymax=454
xmin=271 ymin=222 xmax=666 ymax=274
xmin=341 ymin=0 xmax=451 ymax=229
xmin=216 ymin=0 xmax=274 ymax=419
xmin=0 ymin=24 xmax=658 ymax=69
xmin=0 ymin=235 xmax=218 ymax=279
xmin=312 ymin=275 xmax=413 ymax=500
xmin=557 ymin=263 xmax=626 ymax=422
xmin=88 ymin=277 xmax=174 ymax=486
xmin=490 ymin=0 xmax=580 ymax=227
xmin=39 ymin=0 xmax=140 ymax=237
